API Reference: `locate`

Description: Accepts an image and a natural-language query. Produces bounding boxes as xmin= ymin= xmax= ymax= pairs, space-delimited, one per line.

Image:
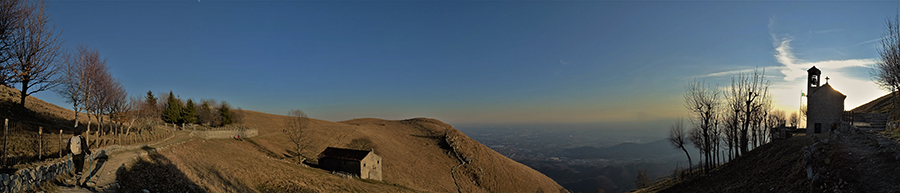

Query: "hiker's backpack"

xmin=70 ymin=136 xmax=82 ymax=155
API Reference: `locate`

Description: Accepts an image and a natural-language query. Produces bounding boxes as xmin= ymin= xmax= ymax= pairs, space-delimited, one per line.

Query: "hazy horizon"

xmin=28 ymin=1 xmax=896 ymax=126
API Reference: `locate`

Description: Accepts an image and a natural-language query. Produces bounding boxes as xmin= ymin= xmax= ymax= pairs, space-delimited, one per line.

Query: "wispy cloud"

xmin=697 ymin=68 xmax=766 ymax=78
xmin=853 ymin=36 xmax=884 ymax=47
xmin=773 ymin=38 xmax=877 ymax=81
xmin=765 ymin=17 xmax=885 ymax=111
xmin=812 ymin=28 xmax=846 ymax=34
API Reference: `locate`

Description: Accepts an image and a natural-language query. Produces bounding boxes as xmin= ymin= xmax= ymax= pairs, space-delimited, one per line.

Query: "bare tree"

xmin=722 ymin=112 xmax=738 ymax=161
xmin=668 ymin=118 xmax=691 ymax=170
xmin=789 ymin=112 xmax=799 ymax=128
xmin=684 ymin=79 xmax=720 ymax=172
xmin=105 ymin=78 xmax=127 ymax=136
xmin=125 ymin=95 xmax=144 ymax=136
xmin=800 ymin=105 xmax=807 ymax=120
xmin=80 ymin=51 xmax=104 ymax=144
xmin=56 ymin=45 xmax=96 ymax=129
xmin=769 ymin=110 xmax=786 ymax=127
xmin=730 ymin=68 xmax=771 ymax=154
xmin=723 ymin=88 xmax=742 ymax=160
xmin=10 ymin=0 xmax=63 ymax=108
xmin=284 ymin=109 xmax=308 ymax=162
xmin=873 ymin=15 xmax=900 ymax=121
xmin=0 ymin=0 xmax=21 ymax=85
xmin=711 ymin=119 xmax=721 ymax=165
xmin=87 ymin=65 xmax=109 ymax=136
xmin=134 ymin=90 xmax=159 ymax=128
xmin=198 ymin=99 xmax=218 ymax=126
xmin=688 ymin=126 xmax=705 ymax=171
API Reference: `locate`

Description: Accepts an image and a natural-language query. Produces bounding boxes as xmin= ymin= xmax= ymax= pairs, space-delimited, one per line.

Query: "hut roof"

xmin=318 ymin=147 xmax=372 ymax=161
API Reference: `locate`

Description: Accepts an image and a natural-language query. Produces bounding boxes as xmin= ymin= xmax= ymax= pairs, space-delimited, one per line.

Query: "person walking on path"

xmin=67 ymin=129 xmax=91 ymax=185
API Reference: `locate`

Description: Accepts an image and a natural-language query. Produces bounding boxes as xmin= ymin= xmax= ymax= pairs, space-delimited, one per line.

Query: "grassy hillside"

xmin=638 ymin=136 xmax=815 ymax=192
xmin=0 ymin=84 xmax=567 ymax=192
xmin=851 ymin=91 xmax=895 ymax=114
xmin=639 ymin=130 xmax=900 ymax=193
xmin=163 ymin=111 xmax=567 ymax=192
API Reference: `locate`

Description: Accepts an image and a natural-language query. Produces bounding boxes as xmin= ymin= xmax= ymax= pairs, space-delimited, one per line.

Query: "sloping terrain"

xmin=113 ymin=109 xmax=567 ymax=192
xmin=0 ymin=84 xmax=566 ymax=192
xmin=163 ymin=111 xmax=567 ymax=192
xmin=851 ymin=91 xmax=895 ymax=113
xmin=643 ymin=136 xmax=815 ymax=192
xmin=639 ymin=130 xmax=900 ymax=193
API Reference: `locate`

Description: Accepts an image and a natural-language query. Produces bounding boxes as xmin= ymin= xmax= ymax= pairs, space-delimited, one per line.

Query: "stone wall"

xmin=0 ymin=150 xmax=106 ymax=192
xmin=0 ymin=130 xmax=177 ymax=192
xmin=190 ymin=129 xmax=258 ymax=139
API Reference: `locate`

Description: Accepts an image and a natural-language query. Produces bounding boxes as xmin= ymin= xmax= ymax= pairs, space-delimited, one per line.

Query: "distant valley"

xmin=459 ymin=124 xmax=701 ymax=193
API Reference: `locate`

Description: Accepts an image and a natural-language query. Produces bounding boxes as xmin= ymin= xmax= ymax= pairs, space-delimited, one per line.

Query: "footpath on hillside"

xmin=58 ymin=130 xmax=195 ymax=192
xmin=646 ymin=126 xmax=900 ymax=193
xmin=832 ymin=129 xmax=900 ymax=192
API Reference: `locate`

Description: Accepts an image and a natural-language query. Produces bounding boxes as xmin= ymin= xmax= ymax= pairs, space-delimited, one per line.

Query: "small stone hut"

xmin=317 ymin=147 xmax=382 ymax=181
xmin=806 ymin=66 xmax=846 ymax=135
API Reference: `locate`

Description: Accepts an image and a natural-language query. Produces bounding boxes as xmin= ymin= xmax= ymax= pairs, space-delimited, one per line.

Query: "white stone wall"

xmin=359 ymin=153 xmax=382 ymax=181
xmin=190 ymin=129 xmax=258 ymax=139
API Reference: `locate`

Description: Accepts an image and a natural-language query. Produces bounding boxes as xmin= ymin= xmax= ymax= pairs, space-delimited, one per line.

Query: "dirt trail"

xmin=60 ymin=130 xmax=194 ymax=192
xmin=839 ymin=130 xmax=900 ymax=192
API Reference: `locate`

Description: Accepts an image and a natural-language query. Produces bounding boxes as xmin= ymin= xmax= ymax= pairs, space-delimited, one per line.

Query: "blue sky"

xmin=30 ymin=1 xmax=897 ymax=125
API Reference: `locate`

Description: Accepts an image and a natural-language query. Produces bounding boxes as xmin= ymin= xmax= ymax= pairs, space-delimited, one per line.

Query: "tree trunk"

xmin=682 ymin=147 xmax=692 ymax=171
xmin=18 ymin=80 xmax=27 ymax=109
xmin=73 ymin=107 xmax=79 ymax=128
xmin=86 ymin=118 xmax=91 ymax=148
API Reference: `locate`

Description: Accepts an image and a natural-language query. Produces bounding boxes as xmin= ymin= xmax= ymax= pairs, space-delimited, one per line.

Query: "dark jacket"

xmin=66 ymin=135 xmax=91 ymax=155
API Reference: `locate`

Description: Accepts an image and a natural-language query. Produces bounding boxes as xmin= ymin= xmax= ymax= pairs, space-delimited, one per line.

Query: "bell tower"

xmin=808 ymin=66 xmax=821 ymax=92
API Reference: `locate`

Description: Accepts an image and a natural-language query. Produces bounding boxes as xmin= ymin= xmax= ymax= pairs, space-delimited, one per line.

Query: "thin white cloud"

xmin=766 ymin=18 xmax=886 ymax=112
xmin=773 ymin=38 xmax=876 ymax=81
xmin=812 ymin=29 xmax=846 ymax=34
xmin=853 ymin=36 xmax=885 ymax=47
xmin=697 ymin=68 xmax=768 ymax=78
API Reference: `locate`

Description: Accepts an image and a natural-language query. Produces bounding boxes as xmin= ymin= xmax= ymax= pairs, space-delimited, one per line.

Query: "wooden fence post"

xmin=3 ymin=119 xmax=7 ymax=166
xmin=59 ymin=129 xmax=62 ymax=158
xmin=38 ymin=127 xmax=42 ymax=160
xmin=3 ymin=119 xmax=9 ymax=166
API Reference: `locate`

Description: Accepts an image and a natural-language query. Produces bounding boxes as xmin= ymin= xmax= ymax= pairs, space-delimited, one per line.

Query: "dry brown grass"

xmin=153 ymin=110 xmax=567 ymax=192
xmin=0 ymin=84 xmax=566 ymax=192
xmin=635 ymin=136 xmax=815 ymax=193
xmin=0 ymin=85 xmax=173 ymax=171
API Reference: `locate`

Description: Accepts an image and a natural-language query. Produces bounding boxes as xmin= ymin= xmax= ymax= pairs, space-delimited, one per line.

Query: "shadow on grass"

xmin=410 ymin=134 xmax=451 ymax=150
xmin=115 ymin=146 xmax=206 ymax=193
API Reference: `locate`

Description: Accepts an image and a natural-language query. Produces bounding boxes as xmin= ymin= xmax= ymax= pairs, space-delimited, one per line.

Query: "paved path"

xmin=60 ymin=130 xmax=194 ymax=193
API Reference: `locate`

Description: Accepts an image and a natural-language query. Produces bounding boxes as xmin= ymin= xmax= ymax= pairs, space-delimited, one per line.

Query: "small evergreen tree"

xmin=219 ymin=101 xmax=233 ymax=126
xmin=162 ymin=91 xmax=183 ymax=123
xmin=142 ymin=90 xmax=159 ymax=119
xmin=145 ymin=90 xmax=157 ymax=107
xmin=183 ymin=98 xmax=198 ymax=124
